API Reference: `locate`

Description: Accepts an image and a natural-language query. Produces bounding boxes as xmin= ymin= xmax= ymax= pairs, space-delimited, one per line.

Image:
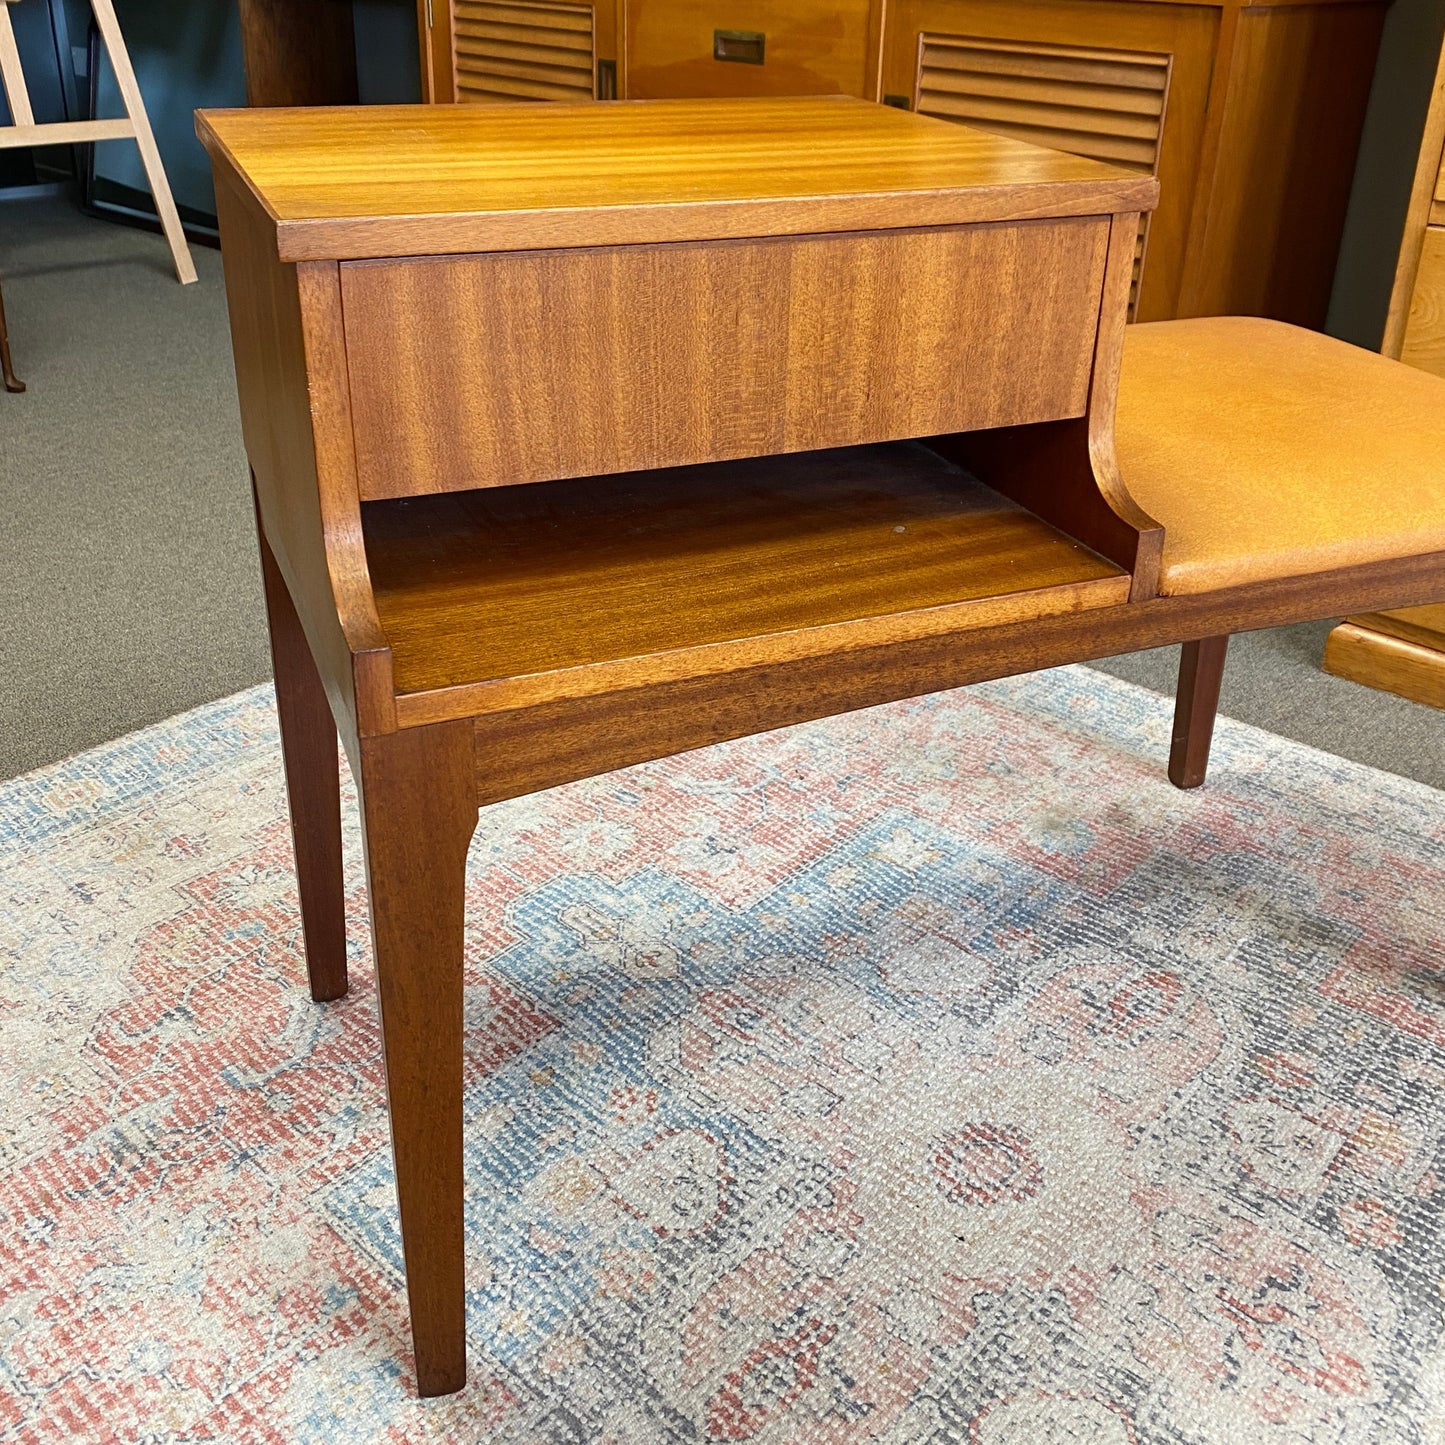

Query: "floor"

xmin=7 ymin=664 xmax=1442 ymax=1442
xmin=1 ymin=194 xmax=1441 ymax=787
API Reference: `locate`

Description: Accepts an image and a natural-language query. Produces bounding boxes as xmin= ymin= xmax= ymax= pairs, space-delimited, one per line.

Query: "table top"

xmin=197 ymin=96 xmax=1157 ymax=262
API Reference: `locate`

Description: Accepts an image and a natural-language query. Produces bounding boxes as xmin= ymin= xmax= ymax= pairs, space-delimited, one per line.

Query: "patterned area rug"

xmin=2 ymin=667 xmax=1443 ymax=1445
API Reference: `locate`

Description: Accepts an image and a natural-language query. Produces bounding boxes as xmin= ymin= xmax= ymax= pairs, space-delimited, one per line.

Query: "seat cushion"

xmin=1116 ymin=316 xmax=1445 ymax=595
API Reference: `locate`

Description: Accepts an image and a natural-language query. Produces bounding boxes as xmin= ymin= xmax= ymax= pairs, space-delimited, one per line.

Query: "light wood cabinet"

xmin=417 ymin=0 xmax=1384 ymax=331
xmin=448 ymin=0 xmax=598 ymax=103
xmin=623 ymin=0 xmax=879 ymax=99
xmin=420 ymin=0 xmax=619 ymax=103
xmin=1324 ymin=45 xmax=1445 ymax=712
xmin=1400 ymin=226 xmax=1445 ymax=376
xmin=884 ymin=0 xmax=1384 ymax=326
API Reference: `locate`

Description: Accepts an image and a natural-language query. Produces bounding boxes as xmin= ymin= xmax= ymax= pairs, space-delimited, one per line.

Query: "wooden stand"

xmin=0 ymin=0 xmax=195 ymax=286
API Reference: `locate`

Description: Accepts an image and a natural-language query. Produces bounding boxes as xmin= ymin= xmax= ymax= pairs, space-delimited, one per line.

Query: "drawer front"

xmin=1402 ymin=225 xmax=1445 ymax=380
xmin=625 ymin=0 xmax=872 ymax=100
xmin=341 ymin=218 xmax=1110 ymax=500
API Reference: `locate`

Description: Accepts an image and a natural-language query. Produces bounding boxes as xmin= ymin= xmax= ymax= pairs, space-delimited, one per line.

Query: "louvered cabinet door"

xmin=915 ymin=35 xmax=1169 ymax=317
xmin=442 ymin=0 xmax=598 ymax=103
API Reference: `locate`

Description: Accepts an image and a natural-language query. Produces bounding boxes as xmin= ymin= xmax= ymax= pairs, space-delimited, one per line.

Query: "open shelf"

xmin=362 ymin=441 xmax=1130 ymax=719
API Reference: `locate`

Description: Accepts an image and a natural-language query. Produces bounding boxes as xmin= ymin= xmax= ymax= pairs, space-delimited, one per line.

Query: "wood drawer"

xmin=624 ymin=0 xmax=873 ymax=99
xmin=1401 ymin=225 xmax=1445 ymax=380
xmin=341 ymin=217 xmax=1110 ymax=499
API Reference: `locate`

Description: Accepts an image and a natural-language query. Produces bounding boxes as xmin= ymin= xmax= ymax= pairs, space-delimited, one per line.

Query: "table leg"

xmin=0 ymin=274 xmax=23 ymax=393
xmin=258 ymin=520 xmax=350 ymax=1001
xmin=357 ymin=719 xmax=476 ymax=1398
xmin=1169 ymin=635 xmax=1229 ymax=790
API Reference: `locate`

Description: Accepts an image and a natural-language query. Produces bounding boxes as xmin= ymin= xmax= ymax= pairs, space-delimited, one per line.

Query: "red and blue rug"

xmin=1 ymin=667 xmax=1442 ymax=1443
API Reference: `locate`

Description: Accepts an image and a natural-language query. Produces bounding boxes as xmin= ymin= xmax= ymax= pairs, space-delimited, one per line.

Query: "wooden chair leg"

xmin=0 ymin=274 xmax=23 ymax=394
xmin=258 ymin=522 xmax=348 ymax=1002
xmin=1169 ymin=634 xmax=1229 ymax=789
xmin=357 ymin=719 xmax=476 ymax=1398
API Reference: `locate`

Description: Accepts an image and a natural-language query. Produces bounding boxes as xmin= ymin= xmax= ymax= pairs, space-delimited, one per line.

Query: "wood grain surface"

xmin=885 ymin=0 xmax=1382 ymax=328
xmin=196 ymin=96 xmax=1157 ymax=261
xmin=236 ymin=0 xmax=358 ymax=107
xmin=1346 ymin=604 xmax=1445 ymax=652
xmin=363 ymin=441 xmax=1130 ymax=712
xmin=258 ymin=518 xmax=349 ymax=1003
xmin=1383 ymin=43 xmax=1445 ymax=357
xmin=204 ymin=82 xmax=1439 ymax=1404
xmin=1168 ymin=634 xmax=1228 ymax=788
xmin=624 ymin=0 xmax=875 ymax=100
xmin=460 ymin=547 xmax=1445 ymax=806
xmin=342 ymin=219 xmax=1109 ymax=497
xmin=1172 ymin=1 xmax=1383 ymax=324
xmin=213 ymin=174 xmax=394 ymax=746
xmin=356 ymin=718 xmax=477 ymax=1397
xmin=1401 ymin=227 xmax=1445 ymax=379
xmin=933 ymin=210 xmax=1164 ymax=598
xmin=1323 ymin=621 xmax=1445 ymax=711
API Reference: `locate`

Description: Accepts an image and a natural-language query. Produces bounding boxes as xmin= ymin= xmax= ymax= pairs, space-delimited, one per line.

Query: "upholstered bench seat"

xmin=1110 ymin=314 xmax=1445 ymax=789
xmin=1116 ymin=316 xmax=1445 ymax=596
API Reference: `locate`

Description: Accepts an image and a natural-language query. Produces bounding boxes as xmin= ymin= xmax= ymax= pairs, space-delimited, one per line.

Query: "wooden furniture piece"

xmin=1114 ymin=315 xmax=1445 ymax=785
xmin=1324 ymin=607 xmax=1445 ymax=710
xmin=0 ymin=0 xmax=194 ymax=284
xmin=884 ymin=0 xmax=1385 ymax=326
xmin=617 ymin=0 xmax=880 ymax=101
xmin=0 ymin=273 xmax=21 ymax=393
xmin=197 ymin=96 xmax=1445 ymax=1397
xmin=415 ymin=0 xmax=1383 ymax=328
xmin=236 ymin=0 xmax=358 ymax=108
xmin=419 ymin=0 xmax=618 ymax=105
xmin=1322 ymin=40 xmax=1445 ymax=711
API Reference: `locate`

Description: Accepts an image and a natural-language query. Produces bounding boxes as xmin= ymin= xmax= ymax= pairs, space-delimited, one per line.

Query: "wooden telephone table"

xmin=197 ymin=97 xmax=1445 ymax=1397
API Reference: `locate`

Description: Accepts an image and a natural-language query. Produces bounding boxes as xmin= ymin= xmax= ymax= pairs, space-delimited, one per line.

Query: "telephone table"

xmin=196 ymin=96 xmax=1320 ymax=1396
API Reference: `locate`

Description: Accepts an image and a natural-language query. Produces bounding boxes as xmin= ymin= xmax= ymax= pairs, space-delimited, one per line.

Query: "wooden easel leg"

xmin=1169 ymin=635 xmax=1229 ymax=790
xmin=0 ymin=274 xmax=23 ymax=393
xmin=357 ymin=719 xmax=476 ymax=1398
xmin=258 ymin=519 xmax=349 ymax=1001
xmin=0 ymin=1 xmax=37 ymax=131
xmin=88 ymin=0 xmax=197 ymax=285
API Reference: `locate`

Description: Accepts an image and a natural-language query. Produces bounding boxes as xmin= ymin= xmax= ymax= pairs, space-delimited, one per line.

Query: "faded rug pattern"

xmin=1 ymin=668 xmax=1443 ymax=1445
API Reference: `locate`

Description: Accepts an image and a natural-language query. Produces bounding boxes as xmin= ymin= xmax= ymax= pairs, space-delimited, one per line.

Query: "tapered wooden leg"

xmin=258 ymin=521 xmax=348 ymax=1001
xmin=1170 ymin=635 xmax=1229 ymax=790
xmin=357 ymin=720 xmax=477 ymax=1398
xmin=0 ymin=275 xmax=23 ymax=394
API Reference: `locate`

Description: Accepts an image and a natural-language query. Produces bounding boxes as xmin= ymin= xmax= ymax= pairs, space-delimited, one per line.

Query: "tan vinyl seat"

xmin=1116 ymin=316 xmax=1445 ymax=595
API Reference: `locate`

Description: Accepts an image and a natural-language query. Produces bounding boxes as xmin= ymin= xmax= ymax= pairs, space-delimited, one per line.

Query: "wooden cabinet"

xmin=623 ymin=0 xmax=879 ymax=98
xmin=342 ymin=220 xmax=1109 ymax=496
xmin=1400 ymin=226 xmax=1445 ymax=375
xmin=420 ymin=0 xmax=619 ymax=103
xmin=884 ymin=0 xmax=1384 ymax=326
xmin=417 ymin=0 xmax=1384 ymax=330
xmin=448 ymin=0 xmax=598 ymax=102
xmin=1324 ymin=45 xmax=1445 ymax=712
xmin=909 ymin=27 xmax=1184 ymax=321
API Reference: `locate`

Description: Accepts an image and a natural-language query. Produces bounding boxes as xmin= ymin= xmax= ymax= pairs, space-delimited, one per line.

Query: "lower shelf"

xmin=362 ymin=441 xmax=1130 ymax=720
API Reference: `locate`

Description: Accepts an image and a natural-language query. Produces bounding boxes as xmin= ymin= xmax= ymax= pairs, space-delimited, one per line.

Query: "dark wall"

xmin=1327 ymin=0 xmax=1445 ymax=348
xmin=4 ymin=0 xmax=420 ymax=217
